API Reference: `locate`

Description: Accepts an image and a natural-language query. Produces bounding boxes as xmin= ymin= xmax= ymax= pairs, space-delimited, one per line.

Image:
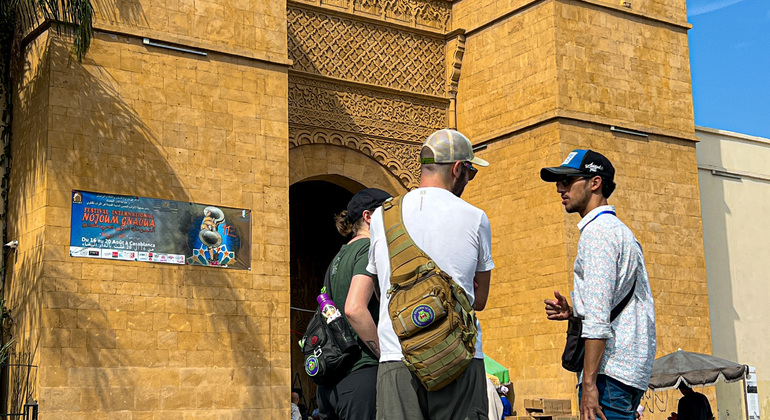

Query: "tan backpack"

xmin=382 ymin=196 xmax=478 ymax=391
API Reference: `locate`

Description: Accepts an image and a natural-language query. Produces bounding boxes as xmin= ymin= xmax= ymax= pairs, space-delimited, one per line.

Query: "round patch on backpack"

xmin=411 ymin=304 xmax=435 ymax=328
xmin=305 ymin=355 xmax=320 ymax=376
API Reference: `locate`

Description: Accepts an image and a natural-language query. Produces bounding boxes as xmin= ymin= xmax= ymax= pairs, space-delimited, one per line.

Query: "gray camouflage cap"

xmin=419 ymin=129 xmax=489 ymax=167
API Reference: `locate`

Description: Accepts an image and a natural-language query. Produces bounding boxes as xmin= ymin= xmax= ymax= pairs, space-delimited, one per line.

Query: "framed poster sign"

xmin=70 ymin=190 xmax=251 ymax=270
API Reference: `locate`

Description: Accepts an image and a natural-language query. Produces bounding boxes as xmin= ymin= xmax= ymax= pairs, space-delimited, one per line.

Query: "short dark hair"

xmin=601 ymin=177 xmax=616 ymax=198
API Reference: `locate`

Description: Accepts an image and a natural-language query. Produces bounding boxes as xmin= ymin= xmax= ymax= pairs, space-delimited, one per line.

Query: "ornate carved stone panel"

xmin=287 ymin=6 xmax=446 ymax=97
xmin=289 ymin=128 xmax=421 ymax=189
xmin=290 ymin=0 xmax=451 ymax=31
xmin=289 ymin=76 xmax=447 ymax=144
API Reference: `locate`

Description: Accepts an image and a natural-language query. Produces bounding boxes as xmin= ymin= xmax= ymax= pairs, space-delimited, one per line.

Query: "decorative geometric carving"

xmin=289 ymin=76 xmax=447 ymax=143
xmin=288 ymin=7 xmax=446 ymax=96
xmin=290 ymin=0 xmax=451 ymax=31
xmin=289 ymin=127 xmax=421 ymax=189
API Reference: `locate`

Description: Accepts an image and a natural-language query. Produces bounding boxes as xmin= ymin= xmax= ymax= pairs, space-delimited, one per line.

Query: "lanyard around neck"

xmin=581 ymin=209 xmax=616 ymax=231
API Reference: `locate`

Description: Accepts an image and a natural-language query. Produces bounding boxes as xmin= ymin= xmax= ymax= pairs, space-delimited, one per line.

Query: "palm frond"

xmin=0 ymin=338 xmax=14 ymax=365
xmin=3 ymin=0 xmax=93 ymax=60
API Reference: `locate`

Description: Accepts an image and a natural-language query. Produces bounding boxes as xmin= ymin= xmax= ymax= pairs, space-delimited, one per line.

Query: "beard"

xmin=450 ymin=167 xmax=470 ymax=197
xmin=451 ymin=178 xmax=467 ymax=197
xmin=564 ymin=185 xmax=591 ymax=214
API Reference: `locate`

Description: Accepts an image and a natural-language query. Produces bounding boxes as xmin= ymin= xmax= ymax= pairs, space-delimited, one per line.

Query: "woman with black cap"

xmin=316 ymin=188 xmax=391 ymax=420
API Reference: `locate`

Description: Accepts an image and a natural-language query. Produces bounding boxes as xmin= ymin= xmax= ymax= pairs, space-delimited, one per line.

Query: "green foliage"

xmin=0 ymin=0 xmax=94 ymax=61
xmin=0 ymin=299 xmax=12 ymax=364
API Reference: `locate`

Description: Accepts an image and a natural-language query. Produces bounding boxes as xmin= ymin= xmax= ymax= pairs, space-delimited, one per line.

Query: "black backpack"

xmin=301 ymin=264 xmax=361 ymax=386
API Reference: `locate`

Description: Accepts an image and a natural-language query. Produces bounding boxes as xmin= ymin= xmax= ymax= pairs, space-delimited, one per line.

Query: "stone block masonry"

xmin=6 ymin=27 xmax=290 ymax=418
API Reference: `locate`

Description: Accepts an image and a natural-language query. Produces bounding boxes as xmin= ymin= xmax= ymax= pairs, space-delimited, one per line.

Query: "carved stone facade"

xmin=290 ymin=0 xmax=451 ymax=32
xmin=289 ymin=128 xmax=422 ymax=188
xmin=289 ymin=77 xmax=446 ymax=143
xmin=287 ymin=2 xmax=451 ymax=189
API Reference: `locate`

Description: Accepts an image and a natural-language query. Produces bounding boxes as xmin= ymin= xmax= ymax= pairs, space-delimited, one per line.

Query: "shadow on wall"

xmin=698 ymin=138 xmax=741 ymax=420
xmin=5 ymin=30 xmax=273 ymax=415
xmin=91 ymin=0 xmax=148 ymax=29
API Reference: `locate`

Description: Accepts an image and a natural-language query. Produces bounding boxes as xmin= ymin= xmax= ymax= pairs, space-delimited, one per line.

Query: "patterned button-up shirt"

xmin=570 ymin=205 xmax=657 ymax=391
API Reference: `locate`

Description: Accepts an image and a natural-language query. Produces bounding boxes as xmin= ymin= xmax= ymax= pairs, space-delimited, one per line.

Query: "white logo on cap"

xmin=561 ymin=152 xmax=578 ymax=165
xmin=585 ymin=163 xmax=603 ymax=172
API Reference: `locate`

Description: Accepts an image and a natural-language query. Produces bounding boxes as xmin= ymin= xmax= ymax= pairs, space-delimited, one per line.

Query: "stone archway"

xmin=290 ymin=143 xmax=411 ymax=196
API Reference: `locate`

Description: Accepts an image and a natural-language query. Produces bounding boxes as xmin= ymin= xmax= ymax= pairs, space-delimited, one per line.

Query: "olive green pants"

xmin=376 ymin=359 xmax=489 ymax=420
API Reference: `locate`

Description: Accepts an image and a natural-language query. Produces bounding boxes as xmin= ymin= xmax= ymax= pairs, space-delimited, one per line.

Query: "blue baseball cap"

xmin=540 ymin=149 xmax=615 ymax=182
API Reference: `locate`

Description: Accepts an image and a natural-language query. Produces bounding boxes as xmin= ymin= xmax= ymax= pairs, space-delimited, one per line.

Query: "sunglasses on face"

xmin=558 ymin=176 xmax=590 ymax=187
xmin=462 ymin=162 xmax=478 ymax=181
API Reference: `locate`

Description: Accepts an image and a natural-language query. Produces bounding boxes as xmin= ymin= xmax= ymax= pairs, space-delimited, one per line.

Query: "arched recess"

xmin=289 ymin=143 xmax=410 ymax=196
xmin=288 ymin=144 xmax=408 ymax=406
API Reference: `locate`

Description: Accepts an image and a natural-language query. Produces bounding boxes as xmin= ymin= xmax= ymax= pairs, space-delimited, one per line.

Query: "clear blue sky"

xmin=687 ymin=0 xmax=770 ymax=139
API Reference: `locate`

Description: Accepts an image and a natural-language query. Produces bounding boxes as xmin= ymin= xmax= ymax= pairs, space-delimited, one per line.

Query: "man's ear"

xmin=589 ymin=176 xmax=603 ymax=193
xmin=451 ymin=161 xmax=463 ymax=179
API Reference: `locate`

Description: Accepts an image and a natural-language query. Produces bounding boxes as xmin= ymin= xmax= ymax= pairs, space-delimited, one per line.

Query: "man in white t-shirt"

xmin=367 ymin=129 xmax=494 ymax=420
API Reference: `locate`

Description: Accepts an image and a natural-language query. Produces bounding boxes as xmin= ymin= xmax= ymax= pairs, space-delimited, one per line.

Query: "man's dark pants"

xmin=318 ymin=365 xmax=378 ymax=420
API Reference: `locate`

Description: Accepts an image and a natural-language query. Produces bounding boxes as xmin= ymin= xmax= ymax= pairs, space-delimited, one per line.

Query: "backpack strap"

xmin=381 ymin=197 xmax=434 ymax=287
xmin=610 ymin=279 xmax=636 ymax=322
xmin=320 ymin=262 xmax=333 ymax=300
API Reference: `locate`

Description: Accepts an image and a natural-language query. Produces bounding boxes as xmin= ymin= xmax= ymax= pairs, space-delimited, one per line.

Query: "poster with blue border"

xmin=70 ymin=190 xmax=251 ymax=270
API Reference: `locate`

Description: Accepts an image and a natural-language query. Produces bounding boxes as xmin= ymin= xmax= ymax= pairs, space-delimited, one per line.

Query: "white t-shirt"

xmin=367 ymin=187 xmax=494 ymax=362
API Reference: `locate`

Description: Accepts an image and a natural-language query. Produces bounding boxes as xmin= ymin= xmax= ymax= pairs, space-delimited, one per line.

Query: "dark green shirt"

xmin=328 ymin=238 xmax=379 ymax=372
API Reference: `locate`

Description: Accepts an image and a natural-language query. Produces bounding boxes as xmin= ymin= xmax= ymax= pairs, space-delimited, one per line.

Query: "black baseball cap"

xmin=540 ymin=149 xmax=615 ymax=183
xmin=346 ymin=188 xmax=392 ymax=223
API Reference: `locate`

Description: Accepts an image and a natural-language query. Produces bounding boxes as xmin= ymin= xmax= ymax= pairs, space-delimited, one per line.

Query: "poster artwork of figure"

xmin=188 ymin=206 xmax=238 ymax=267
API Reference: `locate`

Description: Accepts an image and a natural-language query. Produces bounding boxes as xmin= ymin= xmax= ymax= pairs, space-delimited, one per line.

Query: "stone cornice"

xmin=470 ymin=109 xmax=699 ymax=147
xmin=92 ymin=24 xmax=293 ymax=67
xmin=464 ymin=0 xmax=691 ymax=38
xmin=288 ymin=70 xmax=450 ymax=103
xmin=288 ymin=0 xmax=450 ymax=36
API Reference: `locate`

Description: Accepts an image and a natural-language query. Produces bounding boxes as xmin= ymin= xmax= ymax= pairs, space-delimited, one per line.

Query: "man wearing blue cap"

xmin=541 ymin=150 xmax=656 ymax=420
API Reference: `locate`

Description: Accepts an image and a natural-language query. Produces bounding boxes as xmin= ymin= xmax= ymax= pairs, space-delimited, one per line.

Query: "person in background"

xmin=677 ymin=384 xmax=713 ymax=420
xmin=487 ymin=378 xmax=503 ymax=420
xmin=291 ymin=392 xmax=301 ymax=420
xmin=499 ymin=385 xmax=513 ymax=419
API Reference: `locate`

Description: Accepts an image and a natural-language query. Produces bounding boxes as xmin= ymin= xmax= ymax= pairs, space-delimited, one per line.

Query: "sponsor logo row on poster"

xmin=69 ymin=247 xmax=186 ymax=264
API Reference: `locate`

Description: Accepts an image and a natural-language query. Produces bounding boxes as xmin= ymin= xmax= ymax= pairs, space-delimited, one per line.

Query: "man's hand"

xmin=544 ymin=290 xmax=572 ymax=321
xmin=580 ymin=383 xmax=607 ymax=420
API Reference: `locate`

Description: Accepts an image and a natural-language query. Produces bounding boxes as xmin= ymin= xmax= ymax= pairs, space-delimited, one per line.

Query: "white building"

xmin=696 ymin=126 xmax=769 ymax=420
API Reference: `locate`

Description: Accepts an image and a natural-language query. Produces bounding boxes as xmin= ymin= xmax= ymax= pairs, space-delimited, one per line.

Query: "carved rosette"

xmin=288 ymin=7 xmax=446 ymax=96
xmin=289 ymin=128 xmax=421 ymax=189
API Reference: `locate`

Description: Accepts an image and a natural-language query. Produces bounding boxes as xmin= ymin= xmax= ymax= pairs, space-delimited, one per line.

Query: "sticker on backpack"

xmin=305 ymin=355 xmax=320 ymax=376
xmin=411 ymin=305 xmax=436 ymax=328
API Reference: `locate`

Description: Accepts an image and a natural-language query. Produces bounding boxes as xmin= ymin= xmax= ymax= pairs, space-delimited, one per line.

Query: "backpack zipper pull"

xmin=387 ymin=283 xmax=400 ymax=298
